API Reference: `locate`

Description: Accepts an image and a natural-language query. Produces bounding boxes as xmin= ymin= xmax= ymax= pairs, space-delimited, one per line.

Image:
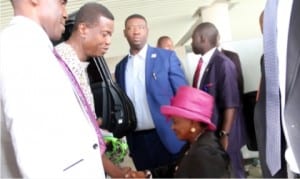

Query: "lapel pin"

xmin=152 ymin=72 xmax=157 ymax=80
xmin=151 ymin=53 xmax=157 ymax=58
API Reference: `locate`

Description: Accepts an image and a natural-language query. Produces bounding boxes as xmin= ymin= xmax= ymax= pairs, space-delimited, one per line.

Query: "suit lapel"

xmin=286 ymin=0 xmax=300 ymax=102
xmin=200 ymin=49 xmax=218 ymax=88
xmin=145 ymin=46 xmax=156 ymax=86
xmin=119 ymin=56 xmax=129 ymax=90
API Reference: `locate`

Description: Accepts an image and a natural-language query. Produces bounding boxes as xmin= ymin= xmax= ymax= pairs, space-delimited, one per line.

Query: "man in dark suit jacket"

xmin=114 ymin=14 xmax=188 ymax=170
xmin=221 ymin=49 xmax=258 ymax=152
xmin=254 ymin=0 xmax=300 ymax=177
xmin=191 ymin=22 xmax=246 ymax=178
xmin=221 ymin=49 xmax=244 ymax=98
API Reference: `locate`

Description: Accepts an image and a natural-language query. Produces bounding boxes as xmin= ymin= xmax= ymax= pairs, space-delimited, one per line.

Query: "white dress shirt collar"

xmin=129 ymin=44 xmax=148 ymax=59
xmin=195 ymin=47 xmax=217 ymax=87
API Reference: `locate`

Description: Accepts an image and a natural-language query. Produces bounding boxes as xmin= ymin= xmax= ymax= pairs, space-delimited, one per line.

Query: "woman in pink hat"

xmin=125 ymin=86 xmax=230 ymax=178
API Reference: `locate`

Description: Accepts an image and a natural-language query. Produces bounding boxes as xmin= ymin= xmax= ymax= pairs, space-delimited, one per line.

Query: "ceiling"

xmin=0 ymin=0 xmax=263 ymax=58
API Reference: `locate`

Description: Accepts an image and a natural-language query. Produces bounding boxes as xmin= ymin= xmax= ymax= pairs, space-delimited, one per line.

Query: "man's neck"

xmin=66 ymin=37 xmax=87 ymax=62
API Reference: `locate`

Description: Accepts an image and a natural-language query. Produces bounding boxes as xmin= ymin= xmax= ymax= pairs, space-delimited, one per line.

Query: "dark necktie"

xmin=263 ymin=0 xmax=281 ymax=175
xmin=192 ymin=58 xmax=203 ymax=88
xmin=53 ymin=49 xmax=106 ymax=154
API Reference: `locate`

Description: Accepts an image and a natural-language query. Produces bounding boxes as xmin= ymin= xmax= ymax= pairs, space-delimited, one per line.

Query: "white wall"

xmin=221 ymin=38 xmax=263 ymax=93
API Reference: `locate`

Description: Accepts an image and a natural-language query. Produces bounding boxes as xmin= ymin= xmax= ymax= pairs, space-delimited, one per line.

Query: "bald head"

xmin=157 ymin=36 xmax=174 ymax=50
xmin=191 ymin=22 xmax=219 ymax=55
xmin=194 ymin=22 xmax=219 ymax=46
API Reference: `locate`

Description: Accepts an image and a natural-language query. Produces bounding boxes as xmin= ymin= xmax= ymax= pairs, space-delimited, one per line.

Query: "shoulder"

xmin=212 ymin=50 xmax=235 ymax=68
xmin=191 ymin=132 xmax=228 ymax=160
xmin=193 ymin=132 xmax=223 ymax=151
xmin=55 ymin=42 xmax=77 ymax=62
xmin=149 ymin=46 xmax=174 ymax=57
xmin=55 ymin=42 xmax=67 ymax=53
xmin=222 ymin=49 xmax=239 ymax=59
xmin=116 ymin=55 xmax=128 ymax=68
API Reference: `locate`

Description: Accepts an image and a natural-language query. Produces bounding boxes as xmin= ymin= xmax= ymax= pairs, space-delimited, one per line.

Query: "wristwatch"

xmin=219 ymin=130 xmax=229 ymax=137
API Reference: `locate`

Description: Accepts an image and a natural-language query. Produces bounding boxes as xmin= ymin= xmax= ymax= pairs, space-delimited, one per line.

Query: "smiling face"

xmin=124 ymin=17 xmax=148 ymax=53
xmin=81 ymin=16 xmax=114 ymax=57
xmin=38 ymin=0 xmax=68 ymax=41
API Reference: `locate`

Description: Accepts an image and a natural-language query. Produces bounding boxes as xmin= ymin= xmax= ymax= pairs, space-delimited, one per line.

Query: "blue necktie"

xmin=263 ymin=0 xmax=281 ymax=175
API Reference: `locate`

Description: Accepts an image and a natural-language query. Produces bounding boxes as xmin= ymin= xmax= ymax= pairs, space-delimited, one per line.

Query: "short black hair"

xmin=73 ymin=2 xmax=114 ymax=31
xmin=124 ymin=14 xmax=147 ymax=27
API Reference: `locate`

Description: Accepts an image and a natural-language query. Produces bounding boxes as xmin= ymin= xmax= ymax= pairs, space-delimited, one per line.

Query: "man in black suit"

xmin=254 ymin=0 xmax=300 ymax=177
xmin=221 ymin=49 xmax=260 ymax=152
xmin=191 ymin=22 xmax=246 ymax=178
xmin=221 ymin=49 xmax=244 ymax=98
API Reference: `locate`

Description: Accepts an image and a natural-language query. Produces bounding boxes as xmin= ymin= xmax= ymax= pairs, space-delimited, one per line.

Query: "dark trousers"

xmin=228 ymin=150 xmax=246 ymax=178
xmin=126 ymin=129 xmax=179 ymax=170
xmin=260 ymin=124 xmax=287 ymax=178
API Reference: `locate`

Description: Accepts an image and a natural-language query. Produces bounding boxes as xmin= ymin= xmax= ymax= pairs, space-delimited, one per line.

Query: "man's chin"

xmin=97 ymin=51 xmax=106 ymax=57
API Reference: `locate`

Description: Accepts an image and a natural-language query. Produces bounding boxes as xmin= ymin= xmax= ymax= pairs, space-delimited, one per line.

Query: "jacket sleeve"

xmin=150 ymin=162 xmax=176 ymax=178
xmin=168 ymin=51 xmax=188 ymax=93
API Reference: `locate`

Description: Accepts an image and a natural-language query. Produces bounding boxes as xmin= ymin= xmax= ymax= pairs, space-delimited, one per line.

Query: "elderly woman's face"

xmin=171 ymin=116 xmax=194 ymax=141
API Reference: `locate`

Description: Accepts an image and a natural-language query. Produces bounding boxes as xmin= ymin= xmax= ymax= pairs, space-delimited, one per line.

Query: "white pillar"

xmin=200 ymin=1 xmax=232 ymax=43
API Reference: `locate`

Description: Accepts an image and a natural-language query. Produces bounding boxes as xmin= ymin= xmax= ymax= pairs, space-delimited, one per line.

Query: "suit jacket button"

xmin=93 ymin=143 xmax=98 ymax=149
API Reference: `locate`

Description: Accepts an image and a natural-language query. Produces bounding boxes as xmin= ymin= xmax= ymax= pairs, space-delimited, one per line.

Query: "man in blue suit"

xmin=114 ymin=14 xmax=188 ymax=170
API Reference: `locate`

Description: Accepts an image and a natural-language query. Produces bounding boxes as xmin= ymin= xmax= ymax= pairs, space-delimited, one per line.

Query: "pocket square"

xmin=205 ymin=83 xmax=213 ymax=87
xmin=203 ymin=83 xmax=214 ymax=92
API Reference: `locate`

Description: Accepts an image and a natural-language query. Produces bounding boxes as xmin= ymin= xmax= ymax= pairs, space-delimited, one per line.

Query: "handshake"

xmin=123 ymin=168 xmax=151 ymax=178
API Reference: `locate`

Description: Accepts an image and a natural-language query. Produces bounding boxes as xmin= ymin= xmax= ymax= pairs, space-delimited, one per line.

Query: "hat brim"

xmin=161 ymin=106 xmax=216 ymax=131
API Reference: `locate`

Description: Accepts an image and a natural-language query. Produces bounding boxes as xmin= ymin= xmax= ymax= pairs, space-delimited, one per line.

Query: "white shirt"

xmin=277 ymin=0 xmax=299 ymax=173
xmin=195 ymin=47 xmax=217 ymax=87
xmin=0 ymin=16 xmax=105 ymax=178
xmin=125 ymin=45 xmax=155 ymax=130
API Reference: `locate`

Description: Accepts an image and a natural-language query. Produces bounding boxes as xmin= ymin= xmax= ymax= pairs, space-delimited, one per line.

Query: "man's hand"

xmin=125 ymin=170 xmax=147 ymax=178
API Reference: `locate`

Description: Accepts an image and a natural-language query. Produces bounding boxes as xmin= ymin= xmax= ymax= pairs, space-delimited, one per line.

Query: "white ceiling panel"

xmin=0 ymin=0 xmax=264 ymax=58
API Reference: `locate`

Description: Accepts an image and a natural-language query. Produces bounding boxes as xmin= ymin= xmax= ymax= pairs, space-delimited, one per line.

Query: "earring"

xmin=190 ymin=127 xmax=196 ymax=133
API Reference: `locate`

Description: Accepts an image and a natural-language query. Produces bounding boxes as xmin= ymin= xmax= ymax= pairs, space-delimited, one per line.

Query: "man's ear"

xmin=31 ymin=0 xmax=39 ymax=5
xmin=200 ymin=34 xmax=206 ymax=43
xmin=78 ymin=23 xmax=88 ymax=38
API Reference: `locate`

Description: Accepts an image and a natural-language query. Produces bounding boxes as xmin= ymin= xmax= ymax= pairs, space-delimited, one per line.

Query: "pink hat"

xmin=161 ymin=86 xmax=216 ymax=131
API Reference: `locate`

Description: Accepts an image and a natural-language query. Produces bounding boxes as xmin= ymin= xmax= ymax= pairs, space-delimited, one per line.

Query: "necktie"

xmin=53 ymin=49 xmax=106 ymax=155
xmin=263 ymin=0 xmax=281 ymax=175
xmin=192 ymin=58 xmax=203 ymax=88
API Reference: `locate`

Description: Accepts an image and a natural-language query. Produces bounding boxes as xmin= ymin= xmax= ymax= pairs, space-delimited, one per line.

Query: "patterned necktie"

xmin=192 ymin=58 xmax=203 ymax=88
xmin=264 ymin=0 xmax=281 ymax=175
xmin=53 ymin=49 xmax=106 ymax=154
